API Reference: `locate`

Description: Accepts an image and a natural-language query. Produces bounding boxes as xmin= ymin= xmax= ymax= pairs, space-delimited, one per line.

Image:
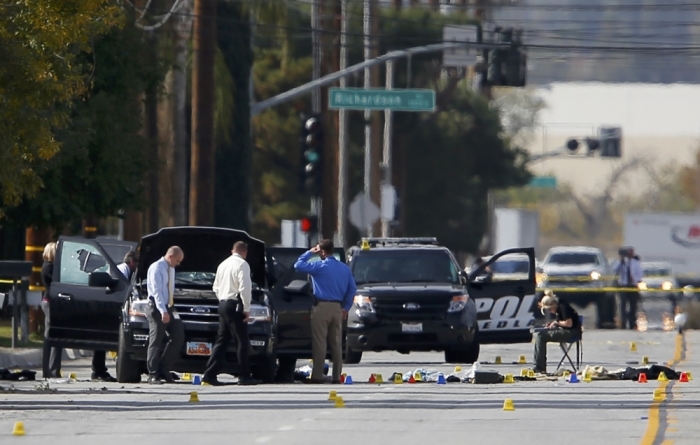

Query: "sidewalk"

xmin=0 ymin=347 xmax=93 ymax=370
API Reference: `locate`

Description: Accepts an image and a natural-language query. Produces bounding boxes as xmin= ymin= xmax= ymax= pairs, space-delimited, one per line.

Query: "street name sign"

xmin=329 ymin=88 xmax=436 ymax=112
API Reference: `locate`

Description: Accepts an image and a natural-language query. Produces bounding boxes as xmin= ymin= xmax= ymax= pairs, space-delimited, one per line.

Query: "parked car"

xmin=340 ymin=238 xmax=537 ymax=364
xmin=45 ymin=228 xmax=278 ymax=384
xmin=538 ymin=246 xmax=616 ymax=328
xmin=641 ymin=261 xmax=681 ymax=312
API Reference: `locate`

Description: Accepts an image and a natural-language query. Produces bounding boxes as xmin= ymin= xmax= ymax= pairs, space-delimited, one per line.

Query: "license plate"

xmin=401 ymin=323 xmax=423 ymax=333
xmin=186 ymin=342 xmax=212 ymax=356
xmin=250 ymin=340 xmax=265 ymax=347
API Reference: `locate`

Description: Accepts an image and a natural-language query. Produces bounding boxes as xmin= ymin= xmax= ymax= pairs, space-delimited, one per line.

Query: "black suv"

xmin=345 ymin=238 xmax=536 ymax=364
xmin=46 ymin=228 xmax=278 ymax=383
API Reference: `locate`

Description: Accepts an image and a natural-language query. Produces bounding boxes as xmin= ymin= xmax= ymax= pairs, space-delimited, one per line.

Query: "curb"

xmin=0 ymin=348 xmax=93 ymax=370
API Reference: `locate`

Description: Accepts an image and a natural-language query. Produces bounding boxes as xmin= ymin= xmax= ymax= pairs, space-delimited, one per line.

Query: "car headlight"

xmin=590 ymin=271 xmax=601 ymax=281
xmin=129 ymin=299 xmax=150 ymax=317
xmin=662 ymin=281 xmax=673 ymax=291
xmin=353 ymin=295 xmax=375 ymax=313
xmin=638 ymin=282 xmax=648 ymax=290
xmin=248 ymin=305 xmax=271 ymax=324
xmin=448 ymin=295 xmax=469 ymax=313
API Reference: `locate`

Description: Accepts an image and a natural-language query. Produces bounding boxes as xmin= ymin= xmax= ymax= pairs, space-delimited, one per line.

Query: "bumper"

xmin=347 ymin=312 xmax=476 ymax=352
xmin=124 ymin=315 xmax=275 ymax=374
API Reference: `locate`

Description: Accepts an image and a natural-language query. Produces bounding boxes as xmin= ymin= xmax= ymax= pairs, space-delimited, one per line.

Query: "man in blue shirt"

xmin=295 ymin=239 xmax=357 ymax=384
xmin=146 ymin=246 xmax=185 ymax=384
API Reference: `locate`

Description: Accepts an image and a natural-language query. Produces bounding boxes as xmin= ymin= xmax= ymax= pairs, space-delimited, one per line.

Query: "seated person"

xmin=533 ymin=290 xmax=581 ymax=374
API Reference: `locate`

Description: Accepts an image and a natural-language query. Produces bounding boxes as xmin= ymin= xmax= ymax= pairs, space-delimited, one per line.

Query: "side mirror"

xmin=89 ymin=272 xmax=118 ymax=288
xmin=284 ymin=279 xmax=312 ymax=295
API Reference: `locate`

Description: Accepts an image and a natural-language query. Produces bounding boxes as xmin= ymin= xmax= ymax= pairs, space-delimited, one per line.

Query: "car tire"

xmin=252 ymin=351 xmax=278 ymax=384
xmin=275 ymin=357 xmax=297 ymax=383
xmin=444 ymin=329 xmax=480 ymax=364
xmin=344 ymin=345 xmax=363 ymax=365
xmin=117 ymin=329 xmax=142 ymax=384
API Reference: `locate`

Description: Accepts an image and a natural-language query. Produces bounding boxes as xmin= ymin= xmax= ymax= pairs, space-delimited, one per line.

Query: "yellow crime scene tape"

xmin=538 ymin=287 xmax=700 ymax=293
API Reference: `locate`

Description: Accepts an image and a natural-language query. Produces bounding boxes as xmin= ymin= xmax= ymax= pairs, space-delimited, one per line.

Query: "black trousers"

xmin=204 ymin=299 xmax=251 ymax=380
xmin=620 ymin=290 xmax=640 ymax=330
xmin=146 ymin=306 xmax=185 ymax=376
xmin=42 ymin=300 xmax=109 ymax=378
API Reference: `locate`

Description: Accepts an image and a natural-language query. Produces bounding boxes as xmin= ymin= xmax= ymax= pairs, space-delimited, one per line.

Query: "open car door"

xmin=267 ymin=247 xmax=346 ymax=357
xmin=95 ymin=237 xmax=138 ymax=270
xmin=467 ymin=247 xmax=538 ymax=344
xmin=47 ymin=237 xmax=131 ymax=350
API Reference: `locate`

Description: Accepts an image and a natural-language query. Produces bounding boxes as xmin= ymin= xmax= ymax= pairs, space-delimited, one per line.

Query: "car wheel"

xmin=344 ymin=345 xmax=363 ymax=365
xmin=252 ymin=351 xmax=278 ymax=384
xmin=444 ymin=329 xmax=480 ymax=364
xmin=117 ymin=329 xmax=142 ymax=384
xmin=275 ymin=357 xmax=297 ymax=383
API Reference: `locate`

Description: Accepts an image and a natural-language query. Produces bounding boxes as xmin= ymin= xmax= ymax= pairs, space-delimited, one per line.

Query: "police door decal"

xmin=475 ymin=295 xmax=536 ymax=331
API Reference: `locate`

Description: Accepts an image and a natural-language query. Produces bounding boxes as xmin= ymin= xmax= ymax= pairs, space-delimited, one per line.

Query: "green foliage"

xmin=251 ymin=47 xmax=313 ymax=241
xmin=0 ymin=0 xmax=123 ymax=208
xmin=215 ymin=1 xmax=253 ymax=231
xmin=402 ymin=83 xmax=531 ymax=253
xmin=2 ymin=15 xmax=164 ymax=230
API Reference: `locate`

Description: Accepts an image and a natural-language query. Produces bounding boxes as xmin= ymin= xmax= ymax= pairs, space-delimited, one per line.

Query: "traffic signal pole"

xmin=310 ymin=0 xmax=322 ymax=245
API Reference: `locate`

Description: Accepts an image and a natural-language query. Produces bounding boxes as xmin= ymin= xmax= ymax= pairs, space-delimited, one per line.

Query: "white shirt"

xmin=613 ymin=257 xmax=644 ymax=286
xmin=212 ymin=253 xmax=252 ymax=311
xmin=117 ymin=262 xmax=131 ymax=280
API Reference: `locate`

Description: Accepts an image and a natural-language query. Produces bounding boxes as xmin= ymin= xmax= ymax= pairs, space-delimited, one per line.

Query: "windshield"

xmin=352 ymin=250 xmax=460 ymax=285
xmin=547 ymin=253 xmax=600 ymax=266
xmin=491 ymin=260 xmax=530 ymax=274
xmin=175 ymin=271 xmax=215 ymax=285
xmin=644 ymin=268 xmax=672 ymax=277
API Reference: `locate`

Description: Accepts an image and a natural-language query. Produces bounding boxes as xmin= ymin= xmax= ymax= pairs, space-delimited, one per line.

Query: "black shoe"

xmin=202 ymin=376 xmax=224 ymax=386
xmin=302 ymin=378 xmax=325 ymax=385
xmin=147 ymin=375 xmax=163 ymax=385
xmin=532 ymin=367 xmax=547 ymax=375
xmin=238 ymin=377 xmax=262 ymax=386
xmin=159 ymin=372 xmax=176 ymax=384
xmin=91 ymin=372 xmax=117 ymax=383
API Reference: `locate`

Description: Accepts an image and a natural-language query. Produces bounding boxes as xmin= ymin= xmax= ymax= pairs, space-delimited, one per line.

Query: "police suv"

xmin=345 ymin=238 xmax=537 ymax=364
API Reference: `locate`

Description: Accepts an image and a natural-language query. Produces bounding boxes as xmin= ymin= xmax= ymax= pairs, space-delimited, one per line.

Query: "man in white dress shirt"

xmin=202 ymin=241 xmax=260 ymax=386
xmin=116 ymin=251 xmax=139 ymax=280
xmin=146 ymin=246 xmax=185 ymax=384
xmin=613 ymin=246 xmax=644 ymax=330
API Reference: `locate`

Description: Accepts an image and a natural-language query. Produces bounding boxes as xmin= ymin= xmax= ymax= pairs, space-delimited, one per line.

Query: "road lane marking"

xmin=255 ymin=437 xmax=271 ymax=443
xmin=640 ymin=333 xmax=686 ymax=445
xmin=278 ymin=425 xmax=295 ymax=431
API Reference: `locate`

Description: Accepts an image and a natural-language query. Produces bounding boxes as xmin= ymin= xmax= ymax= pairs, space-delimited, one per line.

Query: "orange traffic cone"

xmin=680 ymin=372 xmax=689 ymax=383
xmin=638 ymin=373 xmax=648 ymax=383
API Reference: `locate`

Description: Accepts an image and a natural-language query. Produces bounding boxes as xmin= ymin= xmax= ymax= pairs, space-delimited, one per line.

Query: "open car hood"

xmin=136 ymin=227 xmax=267 ymax=289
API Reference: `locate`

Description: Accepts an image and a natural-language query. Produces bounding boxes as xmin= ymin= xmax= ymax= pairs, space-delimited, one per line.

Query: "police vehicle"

xmin=345 ymin=238 xmax=537 ymax=364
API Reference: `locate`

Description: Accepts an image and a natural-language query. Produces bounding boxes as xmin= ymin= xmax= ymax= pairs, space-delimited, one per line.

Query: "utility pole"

xmin=189 ymin=0 xmax=217 ymax=226
xmin=362 ymin=0 xmax=372 ymax=237
xmin=310 ymin=0 xmax=322 ymax=242
xmin=370 ymin=0 xmax=382 ymax=237
xmin=337 ymin=0 xmax=349 ymax=247
xmin=381 ymin=59 xmax=394 ymax=238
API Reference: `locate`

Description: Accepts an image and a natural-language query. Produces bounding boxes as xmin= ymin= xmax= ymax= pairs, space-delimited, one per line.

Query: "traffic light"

xmin=487 ymin=27 xmax=526 ymax=87
xmin=599 ymin=127 xmax=622 ymax=158
xmin=566 ymin=138 xmax=579 ymax=152
xmin=300 ymin=216 xmax=318 ymax=233
xmin=300 ymin=114 xmax=324 ymax=196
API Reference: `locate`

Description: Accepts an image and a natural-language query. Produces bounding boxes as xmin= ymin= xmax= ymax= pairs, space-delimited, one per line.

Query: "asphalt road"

xmin=2 ymin=324 xmax=699 ymax=445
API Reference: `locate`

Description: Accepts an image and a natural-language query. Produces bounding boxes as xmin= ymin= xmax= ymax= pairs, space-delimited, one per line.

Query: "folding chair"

xmin=556 ymin=315 xmax=584 ymax=372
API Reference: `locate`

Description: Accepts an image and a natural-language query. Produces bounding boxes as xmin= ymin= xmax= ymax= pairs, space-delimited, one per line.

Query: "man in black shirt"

xmin=533 ymin=290 xmax=581 ymax=374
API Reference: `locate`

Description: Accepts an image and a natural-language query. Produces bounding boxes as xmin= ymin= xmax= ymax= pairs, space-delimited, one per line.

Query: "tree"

xmin=2 ymin=15 xmax=165 ymax=231
xmin=492 ymin=87 xmax=547 ymax=150
xmin=0 ymin=0 xmax=122 ymax=208
xmin=400 ymin=82 xmax=531 ymax=253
